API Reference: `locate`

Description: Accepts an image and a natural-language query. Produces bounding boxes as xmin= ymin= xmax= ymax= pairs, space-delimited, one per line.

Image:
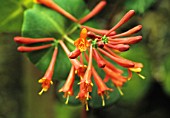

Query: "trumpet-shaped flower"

xmin=74 ymin=28 xmax=90 ymax=52
xmin=38 ymin=47 xmax=58 ymax=95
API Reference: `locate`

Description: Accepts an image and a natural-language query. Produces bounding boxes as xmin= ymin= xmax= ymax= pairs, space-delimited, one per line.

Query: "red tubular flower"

xmin=98 ymin=48 xmax=135 ymax=68
xmin=38 ymin=47 xmax=58 ymax=95
xmin=110 ymin=25 xmax=142 ymax=38
xmin=76 ymin=80 xmax=91 ymax=111
xmin=102 ymin=66 xmax=126 ymax=95
xmin=87 ymin=31 xmax=102 ymax=39
xmin=81 ymin=45 xmax=93 ymax=93
xmin=36 ymin=0 xmax=78 ymax=22
xmin=74 ymin=28 xmax=90 ymax=52
xmin=99 ymin=55 xmax=123 ymax=74
xmin=105 ymin=10 xmax=135 ymax=36
xmin=127 ymin=69 xmax=133 ymax=80
xmin=97 ymin=41 xmax=105 ymax=48
xmin=59 ymin=40 xmax=87 ymax=78
xmin=69 ymin=48 xmax=81 ymax=59
xmin=103 ymin=66 xmax=127 ymax=84
xmin=129 ymin=62 xmax=145 ymax=79
xmin=92 ymin=49 xmax=106 ymax=68
xmin=79 ymin=1 xmax=106 ymax=24
xmin=103 ymin=46 xmax=144 ymax=79
xmin=17 ymin=44 xmax=53 ymax=52
xmin=14 ymin=0 xmax=145 ymax=109
xmin=14 ymin=36 xmax=55 ymax=44
xmin=103 ymin=46 xmax=120 ymax=57
xmin=108 ymin=36 xmax=142 ymax=45
xmin=92 ymin=67 xmax=113 ymax=106
xmin=105 ymin=44 xmax=130 ymax=52
xmin=58 ymin=66 xmax=75 ymax=104
xmin=82 ymin=25 xmax=116 ymax=36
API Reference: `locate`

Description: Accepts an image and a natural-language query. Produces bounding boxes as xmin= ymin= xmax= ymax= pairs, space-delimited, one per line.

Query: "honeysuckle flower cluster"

xmin=14 ymin=0 xmax=145 ymax=111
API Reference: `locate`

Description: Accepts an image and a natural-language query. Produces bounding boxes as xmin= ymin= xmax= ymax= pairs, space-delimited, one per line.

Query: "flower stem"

xmin=63 ymin=35 xmax=74 ymax=45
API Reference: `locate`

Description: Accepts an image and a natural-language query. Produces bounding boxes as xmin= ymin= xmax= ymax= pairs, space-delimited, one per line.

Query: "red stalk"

xmin=105 ymin=10 xmax=135 ymax=36
xmin=17 ymin=44 xmax=52 ymax=52
xmin=14 ymin=36 xmax=54 ymax=44
xmin=79 ymin=1 xmax=106 ymax=24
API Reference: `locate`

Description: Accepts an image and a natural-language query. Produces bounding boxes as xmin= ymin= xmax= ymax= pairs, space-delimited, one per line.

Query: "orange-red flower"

xmin=14 ymin=4 xmax=145 ymax=110
xmin=38 ymin=47 xmax=58 ymax=95
xmin=81 ymin=45 xmax=93 ymax=92
xmin=59 ymin=66 xmax=75 ymax=104
xmin=74 ymin=28 xmax=90 ymax=52
xmin=76 ymin=79 xmax=91 ymax=111
xmin=92 ymin=67 xmax=113 ymax=106
xmin=14 ymin=36 xmax=55 ymax=44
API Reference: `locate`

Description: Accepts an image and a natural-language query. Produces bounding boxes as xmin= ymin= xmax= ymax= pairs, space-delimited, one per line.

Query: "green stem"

xmin=67 ymin=24 xmax=81 ymax=35
xmin=63 ymin=35 xmax=74 ymax=45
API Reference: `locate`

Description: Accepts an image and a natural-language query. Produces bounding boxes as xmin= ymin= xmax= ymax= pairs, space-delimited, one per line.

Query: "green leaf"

xmin=0 ymin=0 xmax=24 ymax=32
xmin=125 ymin=0 xmax=156 ymax=14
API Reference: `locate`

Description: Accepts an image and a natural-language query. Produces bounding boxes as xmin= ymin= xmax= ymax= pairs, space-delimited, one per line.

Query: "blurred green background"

xmin=0 ymin=0 xmax=170 ymax=118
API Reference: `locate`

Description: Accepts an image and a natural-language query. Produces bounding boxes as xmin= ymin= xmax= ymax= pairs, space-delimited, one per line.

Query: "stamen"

xmin=85 ymin=101 xmax=89 ymax=111
xmin=128 ymin=77 xmax=132 ymax=81
xmin=65 ymin=95 xmax=70 ymax=104
xmin=101 ymin=95 xmax=105 ymax=106
xmin=117 ymin=87 xmax=124 ymax=96
xmin=77 ymin=81 xmax=81 ymax=85
xmin=50 ymin=81 xmax=53 ymax=84
xmin=38 ymin=78 xmax=45 ymax=83
xmin=138 ymin=73 xmax=145 ymax=79
xmin=38 ymin=89 xmax=45 ymax=95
